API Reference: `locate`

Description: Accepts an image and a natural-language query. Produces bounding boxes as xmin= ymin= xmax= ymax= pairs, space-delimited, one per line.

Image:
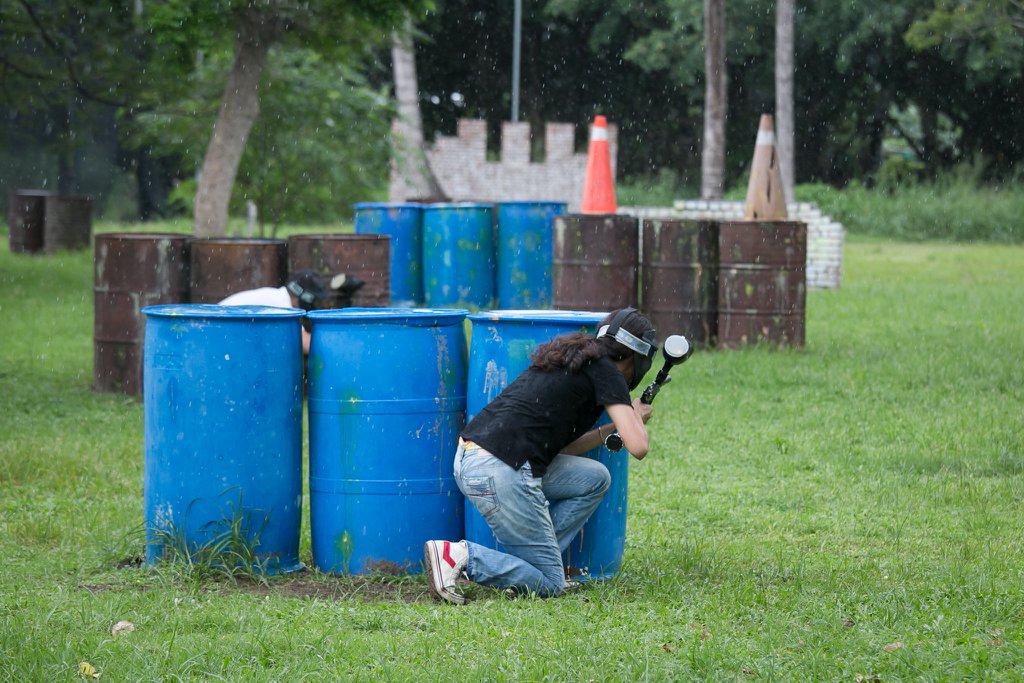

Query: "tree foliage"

xmin=2 ymin=0 xmax=1021 ymax=224
xmin=414 ymin=0 xmax=1024 ymax=188
xmin=1 ymin=0 xmax=422 ymax=225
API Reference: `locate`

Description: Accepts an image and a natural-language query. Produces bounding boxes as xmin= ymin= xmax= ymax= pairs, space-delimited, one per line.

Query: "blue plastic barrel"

xmin=142 ymin=304 xmax=305 ymax=573
xmin=353 ymin=203 xmax=423 ymax=306
xmin=422 ymin=203 xmax=495 ymax=309
xmin=307 ymin=308 xmax=468 ymax=574
xmin=496 ymin=202 xmax=566 ymax=309
xmin=465 ymin=309 xmax=629 ymax=580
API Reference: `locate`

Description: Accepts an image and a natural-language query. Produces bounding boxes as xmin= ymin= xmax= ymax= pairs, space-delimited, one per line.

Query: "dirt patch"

xmin=93 ymin=557 xmax=482 ymax=604
xmin=230 ymin=572 xmax=437 ymax=604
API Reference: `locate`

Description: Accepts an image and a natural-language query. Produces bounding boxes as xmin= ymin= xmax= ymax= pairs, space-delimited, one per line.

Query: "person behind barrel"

xmin=425 ymin=308 xmax=657 ymax=603
xmin=219 ymin=270 xmax=362 ymax=354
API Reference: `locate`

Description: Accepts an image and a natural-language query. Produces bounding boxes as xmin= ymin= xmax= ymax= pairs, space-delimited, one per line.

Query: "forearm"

xmin=561 ymin=423 xmax=614 ymax=455
xmin=606 ymin=402 xmax=650 ymax=459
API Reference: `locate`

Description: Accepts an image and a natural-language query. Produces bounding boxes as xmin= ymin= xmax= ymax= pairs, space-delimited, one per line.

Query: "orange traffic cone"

xmin=581 ymin=115 xmax=617 ymax=214
xmin=743 ymin=114 xmax=788 ymax=221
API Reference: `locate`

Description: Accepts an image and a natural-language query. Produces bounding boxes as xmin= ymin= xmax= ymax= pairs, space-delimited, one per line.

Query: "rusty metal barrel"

xmin=42 ymin=194 xmax=92 ymax=252
xmin=718 ymin=221 xmax=807 ymax=348
xmin=7 ymin=190 xmax=51 ymax=254
xmin=553 ymin=214 xmax=639 ymax=310
xmin=287 ymin=234 xmax=390 ymax=308
xmin=94 ymin=233 xmax=191 ymax=395
xmin=189 ymin=238 xmax=288 ymax=304
xmin=641 ymin=219 xmax=719 ymax=345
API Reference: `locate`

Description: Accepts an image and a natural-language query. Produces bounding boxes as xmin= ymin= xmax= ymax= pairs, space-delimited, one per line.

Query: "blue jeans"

xmin=454 ymin=440 xmax=611 ymax=597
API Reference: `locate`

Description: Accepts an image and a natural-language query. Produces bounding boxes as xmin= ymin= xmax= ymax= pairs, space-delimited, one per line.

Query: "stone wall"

xmin=389 ymin=119 xmax=617 ymax=212
xmin=621 ymin=201 xmax=845 ymax=289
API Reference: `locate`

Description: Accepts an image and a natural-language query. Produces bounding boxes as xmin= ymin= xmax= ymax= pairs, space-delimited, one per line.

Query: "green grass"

xmin=1 ymin=234 xmax=1022 ymax=680
xmin=798 ymin=177 xmax=1024 ymax=243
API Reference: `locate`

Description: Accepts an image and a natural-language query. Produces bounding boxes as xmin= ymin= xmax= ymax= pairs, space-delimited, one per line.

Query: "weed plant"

xmin=147 ymin=494 xmax=273 ymax=588
xmin=0 ymin=233 xmax=1022 ymax=680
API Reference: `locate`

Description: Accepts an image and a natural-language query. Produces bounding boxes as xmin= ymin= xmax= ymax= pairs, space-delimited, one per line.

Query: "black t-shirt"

xmin=461 ymin=355 xmax=632 ymax=476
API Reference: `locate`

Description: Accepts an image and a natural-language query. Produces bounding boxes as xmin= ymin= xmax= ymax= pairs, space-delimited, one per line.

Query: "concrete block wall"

xmin=621 ymin=201 xmax=845 ymax=289
xmin=390 ymin=119 xmax=618 ymax=212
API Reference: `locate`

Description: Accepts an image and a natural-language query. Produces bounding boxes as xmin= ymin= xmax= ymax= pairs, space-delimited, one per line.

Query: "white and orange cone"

xmin=581 ymin=115 xmax=617 ymax=214
xmin=743 ymin=114 xmax=788 ymax=221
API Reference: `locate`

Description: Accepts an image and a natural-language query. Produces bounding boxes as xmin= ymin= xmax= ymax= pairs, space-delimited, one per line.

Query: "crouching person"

xmin=425 ymin=308 xmax=657 ymax=603
xmin=219 ymin=270 xmax=363 ymax=354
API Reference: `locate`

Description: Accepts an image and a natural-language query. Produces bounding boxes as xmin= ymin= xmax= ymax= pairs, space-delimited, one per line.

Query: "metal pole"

xmin=511 ymin=0 xmax=521 ymax=122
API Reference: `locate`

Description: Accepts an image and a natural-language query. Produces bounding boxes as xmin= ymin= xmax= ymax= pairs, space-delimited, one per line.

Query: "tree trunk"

xmin=389 ymin=18 xmax=445 ymax=202
xmin=193 ymin=12 xmax=274 ymax=237
xmin=775 ymin=0 xmax=795 ymax=205
xmin=701 ymin=0 xmax=727 ymax=200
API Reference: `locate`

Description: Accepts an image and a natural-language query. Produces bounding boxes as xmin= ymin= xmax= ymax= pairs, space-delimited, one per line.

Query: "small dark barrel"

xmin=641 ymin=219 xmax=719 ymax=345
xmin=7 ymin=190 xmax=51 ymax=254
xmin=288 ymin=234 xmax=391 ymax=308
xmin=42 ymin=194 xmax=92 ymax=252
xmin=718 ymin=221 xmax=807 ymax=348
xmin=553 ymin=214 xmax=639 ymax=311
xmin=94 ymin=233 xmax=191 ymax=395
xmin=189 ymin=238 xmax=288 ymax=304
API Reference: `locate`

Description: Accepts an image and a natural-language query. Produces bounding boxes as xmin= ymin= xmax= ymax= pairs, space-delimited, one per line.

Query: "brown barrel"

xmin=7 ymin=190 xmax=51 ymax=254
xmin=94 ymin=233 xmax=191 ymax=395
xmin=717 ymin=221 xmax=806 ymax=348
xmin=641 ymin=219 xmax=719 ymax=345
xmin=189 ymin=238 xmax=288 ymax=304
xmin=552 ymin=214 xmax=639 ymax=311
xmin=287 ymin=234 xmax=391 ymax=307
xmin=43 ymin=194 xmax=92 ymax=253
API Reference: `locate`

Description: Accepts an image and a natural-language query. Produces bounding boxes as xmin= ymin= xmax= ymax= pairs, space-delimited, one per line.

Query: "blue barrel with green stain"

xmin=142 ymin=304 xmax=305 ymax=573
xmin=422 ymin=203 xmax=495 ymax=310
xmin=496 ymin=202 xmax=566 ymax=309
xmin=307 ymin=308 xmax=468 ymax=574
xmin=465 ymin=309 xmax=629 ymax=580
xmin=353 ymin=203 xmax=423 ymax=306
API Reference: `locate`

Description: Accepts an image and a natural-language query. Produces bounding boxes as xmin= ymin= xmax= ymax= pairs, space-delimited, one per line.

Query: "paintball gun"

xmin=603 ymin=334 xmax=693 ymax=452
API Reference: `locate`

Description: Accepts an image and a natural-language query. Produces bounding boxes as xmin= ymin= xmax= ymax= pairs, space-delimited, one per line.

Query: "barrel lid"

xmin=143 ymin=304 xmax=304 ymax=319
xmin=421 ymin=202 xmax=494 ymax=210
xmin=288 ymin=233 xmax=387 ymax=241
xmin=308 ymin=307 xmax=468 ymax=326
xmin=353 ymin=202 xmax=423 ymax=210
xmin=190 ymin=238 xmax=286 ymax=245
xmin=96 ymin=232 xmax=190 ymax=241
xmin=495 ymin=201 xmax=567 ymax=208
xmin=468 ymin=310 xmax=607 ymax=325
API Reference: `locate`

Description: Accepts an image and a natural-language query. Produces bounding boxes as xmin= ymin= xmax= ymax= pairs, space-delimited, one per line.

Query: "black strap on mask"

xmin=597 ymin=308 xmax=656 ymax=358
xmin=286 ymin=281 xmax=317 ymax=306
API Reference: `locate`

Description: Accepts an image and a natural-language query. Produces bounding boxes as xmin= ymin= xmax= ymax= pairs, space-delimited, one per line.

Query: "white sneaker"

xmin=424 ymin=540 xmax=469 ymax=605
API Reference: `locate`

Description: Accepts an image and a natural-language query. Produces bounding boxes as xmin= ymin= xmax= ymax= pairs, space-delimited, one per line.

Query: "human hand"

xmin=633 ymin=397 xmax=653 ymax=424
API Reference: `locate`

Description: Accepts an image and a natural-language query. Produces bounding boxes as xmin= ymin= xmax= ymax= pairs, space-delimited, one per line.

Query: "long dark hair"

xmin=530 ymin=309 xmax=654 ymax=372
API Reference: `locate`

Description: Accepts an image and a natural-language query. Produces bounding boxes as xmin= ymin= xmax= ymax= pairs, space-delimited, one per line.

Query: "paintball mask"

xmin=596 ymin=307 xmax=657 ymax=390
xmin=286 ymin=270 xmax=329 ymax=310
xmin=286 ymin=271 xmax=364 ymax=311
